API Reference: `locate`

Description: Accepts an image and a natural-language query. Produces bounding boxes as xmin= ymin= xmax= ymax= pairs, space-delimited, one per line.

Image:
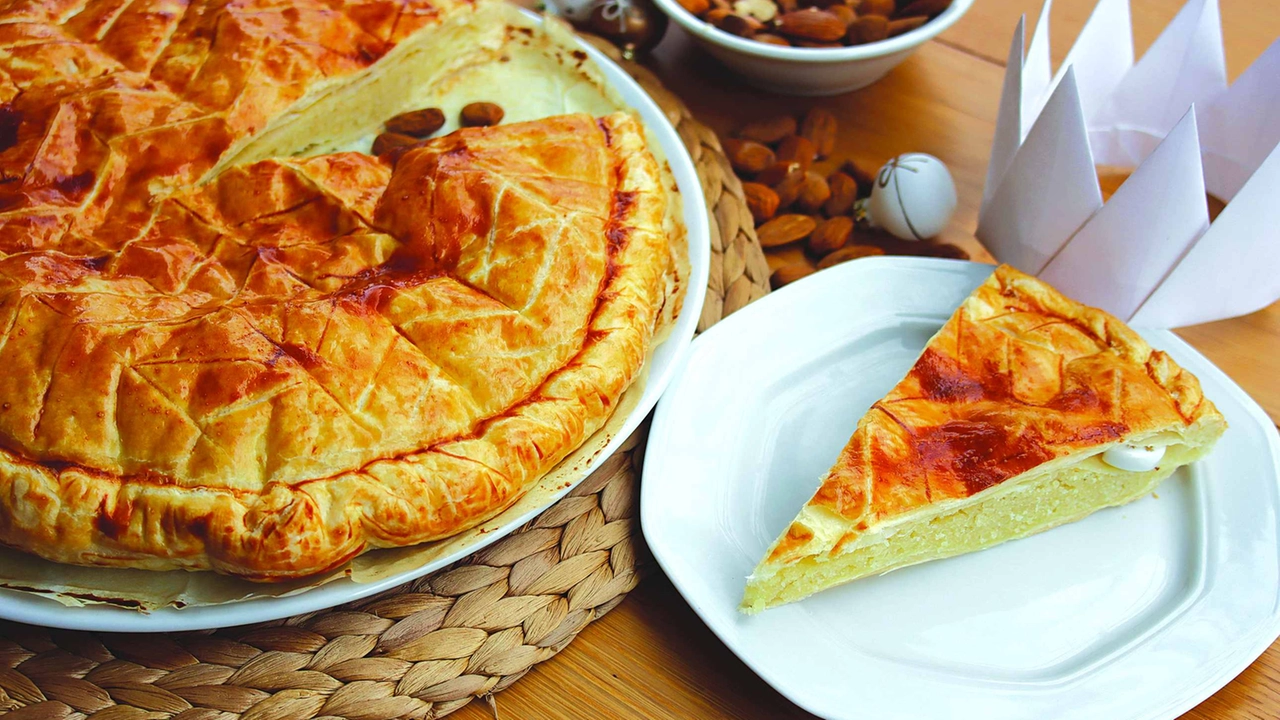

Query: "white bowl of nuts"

xmin=653 ymin=0 xmax=974 ymax=95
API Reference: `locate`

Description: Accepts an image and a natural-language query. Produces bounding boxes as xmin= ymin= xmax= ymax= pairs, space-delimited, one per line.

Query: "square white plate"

xmin=642 ymin=257 xmax=1280 ymax=720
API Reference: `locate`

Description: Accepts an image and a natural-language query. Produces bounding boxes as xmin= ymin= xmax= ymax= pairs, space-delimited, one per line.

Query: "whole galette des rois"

xmin=0 ymin=0 xmax=681 ymax=580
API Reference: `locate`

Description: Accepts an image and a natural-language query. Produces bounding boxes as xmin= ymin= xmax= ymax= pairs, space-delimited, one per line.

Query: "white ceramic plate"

xmin=643 ymin=257 xmax=1280 ymax=720
xmin=0 ymin=23 xmax=709 ymax=633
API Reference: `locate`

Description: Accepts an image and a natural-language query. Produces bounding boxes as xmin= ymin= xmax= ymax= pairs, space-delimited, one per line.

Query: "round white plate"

xmin=642 ymin=257 xmax=1280 ymax=720
xmin=0 ymin=22 xmax=709 ymax=633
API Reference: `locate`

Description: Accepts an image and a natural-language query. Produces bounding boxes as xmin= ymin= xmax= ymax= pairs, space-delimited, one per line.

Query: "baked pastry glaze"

xmin=742 ymin=265 xmax=1226 ymax=613
xmin=0 ymin=1 xmax=677 ymax=579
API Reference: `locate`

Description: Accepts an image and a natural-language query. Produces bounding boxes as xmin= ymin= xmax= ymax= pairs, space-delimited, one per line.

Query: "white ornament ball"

xmin=866 ymin=153 xmax=958 ymax=241
xmin=547 ymin=0 xmax=598 ymax=22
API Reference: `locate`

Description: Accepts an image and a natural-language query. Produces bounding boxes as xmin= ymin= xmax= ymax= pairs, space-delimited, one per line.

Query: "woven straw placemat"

xmin=0 ymin=40 xmax=769 ymax=720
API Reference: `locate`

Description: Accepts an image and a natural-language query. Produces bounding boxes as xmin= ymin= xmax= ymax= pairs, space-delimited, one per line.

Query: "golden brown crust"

xmin=766 ymin=264 xmax=1225 ymax=566
xmin=0 ymin=0 xmax=675 ymax=580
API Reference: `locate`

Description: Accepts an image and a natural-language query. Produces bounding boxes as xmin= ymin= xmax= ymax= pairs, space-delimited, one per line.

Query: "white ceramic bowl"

xmin=653 ymin=0 xmax=975 ymax=95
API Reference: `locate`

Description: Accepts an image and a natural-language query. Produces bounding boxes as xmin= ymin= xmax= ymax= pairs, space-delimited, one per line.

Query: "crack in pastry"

xmin=0 ymin=0 xmax=678 ymax=579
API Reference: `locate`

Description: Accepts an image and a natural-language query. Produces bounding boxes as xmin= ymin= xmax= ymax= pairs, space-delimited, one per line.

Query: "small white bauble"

xmin=546 ymin=0 xmax=597 ymax=22
xmin=865 ymin=153 xmax=957 ymax=241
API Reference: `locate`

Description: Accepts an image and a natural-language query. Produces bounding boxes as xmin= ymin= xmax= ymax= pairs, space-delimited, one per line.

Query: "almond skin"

xmin=800 ymin=107 xmax=837 ymax=159
xmin=888 ymin=15 xmax=929 ymax=36
xmin=776 ymin=135 xmax=816 ymax=171
xmin=817 ymin=243 xmax=885 ymax=269
xmin=757 ymin=214 xmax=818 ymax=247
xmin=372 ymin=131 xmax=419 ymax=156
xmin=795 ymin=171 xmax=831 ymax=213
xmin=743 ymin=182 xmax=781 ymax=223
xmin=770 ymin=263 xmax=815 ymax=289
xmin=776 ymin=9 xmax=847 ymax=42
xmin=753 ymin=32 xmax=793 ymax=45
xmin=824 ymin=171 xmax=858 ymax=216
xmin=858 ymin=0 xmax=894 ymax=16
xmin=737 ymin=115 xmax=798 ymax=145
xmin=705 ymin=7 xmax=732 ymax=23
xmin=827 ymin=4 xmax=856 ymax=26
xmin=847 ymin=14 xmax=889 ymax=43
xmin=714 ymin=12 xmax=763 ymax=36
xmin=773 ymin=168 xmax=806 ymax=209
xmin=385 ymin=108 xmax=445 ymax=137
xmin=840 ymin=159 xmax=876 ymax=198
xmin=807 ymin=216 xmax=853 ymax=256
xmin=756 ymin=160 xmax=803 ymax=186
xmin=460 ymin=102 xmax=504 ymax=126
xmin=723 ymin=138 xmax=776 ymax=175
xmin=899 ymin=0 xmax=951 ymax=16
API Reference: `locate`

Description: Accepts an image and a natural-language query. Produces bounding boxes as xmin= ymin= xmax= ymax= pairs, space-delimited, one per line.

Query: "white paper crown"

xmin=976 ymin=0 xmax=1280 ymax=328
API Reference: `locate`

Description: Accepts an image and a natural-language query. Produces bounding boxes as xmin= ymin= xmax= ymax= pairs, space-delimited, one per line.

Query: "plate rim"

xmin=642 ymin=256 xmax=1280 ymax=720
xmin=0 ymin=15 xmax=710 ymax=633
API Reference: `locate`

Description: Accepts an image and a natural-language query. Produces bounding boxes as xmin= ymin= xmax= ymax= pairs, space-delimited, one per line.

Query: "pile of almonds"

xmin=678 ymin=0 xmax=953 ymax=49
xmin=722 ymin=108 xmax=966 ymax=288
xmin=372 ymin=101 xmax=505 ymax=159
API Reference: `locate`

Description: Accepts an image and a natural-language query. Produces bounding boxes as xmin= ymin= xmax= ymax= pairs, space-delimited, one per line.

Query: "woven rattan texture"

xmin=0 ymin=41 xmax=770 ymax=720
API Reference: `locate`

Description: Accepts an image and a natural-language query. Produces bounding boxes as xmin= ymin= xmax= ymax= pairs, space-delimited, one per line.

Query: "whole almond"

xmin=888 ymin=15 xmax=928 ymax=36
xmin=772 ymin=167 xmax=806 ymax=208
xmin=859 ymin=0 xmax=894 ymax=16
xmin=723 ymin=138 xmax=776 ymax=175
xmin=827 ymin=4 xmax=856 ymax=26
xmin=795 ymin=171 xmax=831 ymax=213
xmin=756 ymin=160 xmax=803 ymax=186
xmin=743 ymin=182 xmax=781 ymax=223
xmin=757 ymin=214 xmax=818 ymax=247
xmin=372 ymin=131 xmax=419 ymax=156
xmin=715 ymin=12 xmax=763 ymax=36
xmin=460 ymin=102 xmax=504 ymax=126
xmin=800 ymin=108 xmax=837 ymax=158
xmin=898 ymin=0 xmax=951 ymax=16
xmin=705 ymin=7 xmax=732 ymax=23
xmin=775 ymin=0 xmax=797 ymax=12
xmin=847 ymin=14 xmax=889 ymax=43
xmin=738 ymin=115 xmax=798 ymax=145
xmin=770 ymin=263 xmax=815 ymax=289
xmin=385 ymin=108 xmax=445 ymax=137
xmin=807 ymin=216 xmax=853 ymax=256
xmin=824 ymin=171 xmax=857 ymax=216
xmin=678 ymin=0 xmax=710 ymax=13
xmin=776 ymin=135 xmax=816 ymax=171
xmin=840 ymin=159 xmax=876 ymax=198
xmin=794 ymin=40 xmax=843 ymax=48
xmin=754 ymin=33 xmax=793 ymax=45
xmin=817 ymin=243 xmax=885 ymax=269
xmin=776 ymin=9 xmax=847 ymax=42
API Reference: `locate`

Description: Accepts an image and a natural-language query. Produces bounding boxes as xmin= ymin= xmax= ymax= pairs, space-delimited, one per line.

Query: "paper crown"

xmin=975 ymin=0 xmax=1280 ymax=328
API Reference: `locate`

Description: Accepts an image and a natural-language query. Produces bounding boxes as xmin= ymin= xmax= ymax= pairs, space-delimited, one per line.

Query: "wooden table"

xmin=458 ymin=1 xmax=1280 ymax=716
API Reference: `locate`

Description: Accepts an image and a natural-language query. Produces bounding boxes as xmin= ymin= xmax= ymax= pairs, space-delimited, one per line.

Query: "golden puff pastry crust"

xmin=0 ymin=0 xmax=677 ymax=580
xmin=742 ymin=265 xmax=1226 ymax=612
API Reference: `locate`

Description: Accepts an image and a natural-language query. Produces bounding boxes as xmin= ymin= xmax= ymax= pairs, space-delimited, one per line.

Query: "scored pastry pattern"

xmin=767 ymin=265 xmax=1222 ymax=564
xmin=0 ymin=1 xmax=676 ymax=579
